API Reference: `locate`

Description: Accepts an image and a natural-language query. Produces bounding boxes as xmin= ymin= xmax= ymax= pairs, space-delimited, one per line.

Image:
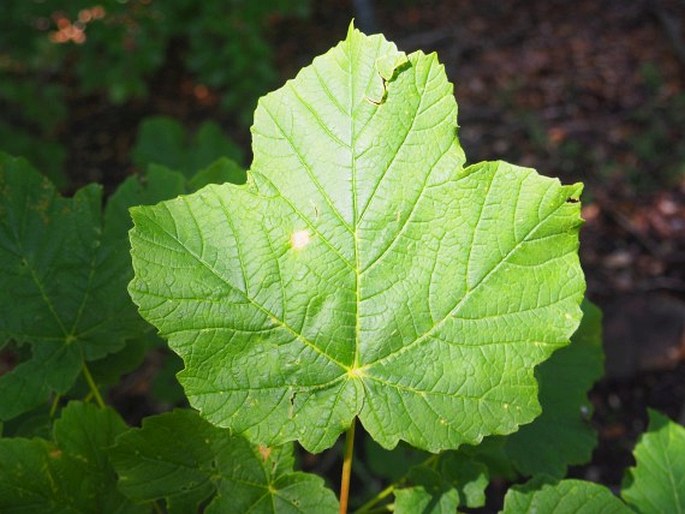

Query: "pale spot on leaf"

xmin=290 ymin=230 xmax=311 ymax=249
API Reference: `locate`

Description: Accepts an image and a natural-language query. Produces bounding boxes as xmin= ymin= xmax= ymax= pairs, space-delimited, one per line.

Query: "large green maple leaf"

xmin=129 ymin=25 xmax=585 ymax=453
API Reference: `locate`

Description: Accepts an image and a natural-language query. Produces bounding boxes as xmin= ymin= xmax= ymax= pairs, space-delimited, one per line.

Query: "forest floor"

xmin=56 ymin=0 xmax=685 ymax=510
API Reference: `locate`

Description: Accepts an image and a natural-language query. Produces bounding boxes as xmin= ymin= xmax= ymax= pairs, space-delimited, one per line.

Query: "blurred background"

xmin=1 ymin=0 xmax=683 ymax=508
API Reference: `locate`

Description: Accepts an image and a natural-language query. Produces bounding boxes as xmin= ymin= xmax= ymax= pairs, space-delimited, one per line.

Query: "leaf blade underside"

xmin=129 ymin=26 xmax=585 ymax=453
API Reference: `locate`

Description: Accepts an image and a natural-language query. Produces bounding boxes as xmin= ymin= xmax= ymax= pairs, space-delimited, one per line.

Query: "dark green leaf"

xmin=0 ymin=155 xmax=187 ymax=419
xmin=502 ymin=477 xmax=629 ymax=513
xmin=622 ymin=410 xmax=685 ymax=513
xmin=505 ymin=300 xmax=603 ymax=476
xmin=0 ymin=401 xmax=146 ymax=514
xmin=395 ymin=453 xmax=488 ymax=513
xmin=132 ymin=117 xmax=243 ymax=178
xmin=365 ymin=438 xmax=428 ymax=482
xmin=110 ymin=409 xmax=339 ymax=514
xmin=187 ymin=157 xmax=247 ymax=190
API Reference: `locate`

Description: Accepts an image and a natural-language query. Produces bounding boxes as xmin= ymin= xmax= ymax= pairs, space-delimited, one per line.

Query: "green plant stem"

xmin=362 ymin=507 xmax=394 ymax=514
xmin=354 ymin=453 xmax=439 ymax=514
xmin=49 ymin=394 xmax=61 ymax=418
xmin=340 ymin=419 xmax=356 ymax=514
xmin=81 ymin=361 xmax=106 ymax=409
xmin=354 ymin=483 xmax=396 ymax=514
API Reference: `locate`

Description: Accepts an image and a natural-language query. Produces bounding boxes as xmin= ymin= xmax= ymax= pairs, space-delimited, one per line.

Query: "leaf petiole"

xmin=354 ymin=483 xmax=397 ymax=514
xmin=340 ymin=418 xmax=356 ymax=514
xmin=354 ymin=453 xmax=439 ymax=513
xmin=81 ymin=361 xmax=106 ymax=409
xmin=49 ymin=394 xmax=61 ymax=418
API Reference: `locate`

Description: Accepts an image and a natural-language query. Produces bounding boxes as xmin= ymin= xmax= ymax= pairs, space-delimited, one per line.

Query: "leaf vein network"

xmin=260 ymin=103 xmax=353 ymax=234
xmin=360 ymin=143 xmax=451 ymax=276
xmin=253 ymin=174 xmax=355 ymax=271
xmin=357 ymin=57 xmax=438 ymax=224
xmin=367 ymin=195 xmax=570 ymax=369
xmin=142 ymin=206 xmax=348 ymax=371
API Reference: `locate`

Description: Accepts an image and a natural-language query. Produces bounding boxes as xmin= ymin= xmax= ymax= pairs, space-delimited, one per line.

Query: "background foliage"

xmin=1 ymin=1 xmax=684 ymax=512
xmin=0 ymin=0 xmax=309 ymax=185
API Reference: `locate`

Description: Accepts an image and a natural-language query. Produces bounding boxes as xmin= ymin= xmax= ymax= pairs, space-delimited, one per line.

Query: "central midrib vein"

xmin=350 ymin=37 xmax=361 ymax=372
